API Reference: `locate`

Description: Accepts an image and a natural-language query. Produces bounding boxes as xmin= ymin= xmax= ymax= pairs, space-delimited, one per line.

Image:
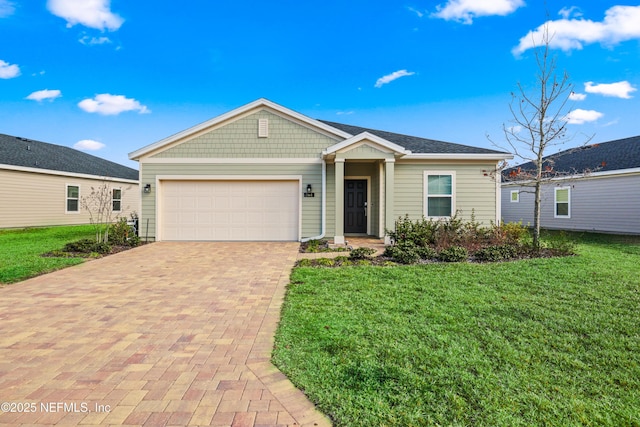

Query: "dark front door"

xmin=344 ymin=180 xmax=367 ymax=233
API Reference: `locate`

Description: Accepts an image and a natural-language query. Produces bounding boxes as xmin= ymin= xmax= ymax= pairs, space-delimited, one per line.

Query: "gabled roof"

xmin=0 ymin=133 xmax=139 ymax=181
xmin=319 ymin=120 xmax=508 ymax=155
xmin=323 ymin=131 xmax=411 ymax=157
xmin=503 ymin=135 xmax=640 ymax=180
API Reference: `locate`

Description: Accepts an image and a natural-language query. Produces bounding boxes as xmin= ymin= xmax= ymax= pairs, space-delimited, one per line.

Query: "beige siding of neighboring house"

xmin=149 ymin=110 xmax=339 ymax=159
xmin=139 ymin=163 xmax=323 ymax=241
xmin=0 ymin=169 xmax=139 ymax=229
xmin=394 ymin=161 xmax=499 ymax=225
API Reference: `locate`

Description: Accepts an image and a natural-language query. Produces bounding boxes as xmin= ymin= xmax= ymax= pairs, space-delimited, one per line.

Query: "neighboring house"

xmin=501 ymin=135 xmax=640 ymax=235
xmin=0 ymin=133 xmax=139 ymax=228
xmin=128 ymin=98 xmax=511 ymax=243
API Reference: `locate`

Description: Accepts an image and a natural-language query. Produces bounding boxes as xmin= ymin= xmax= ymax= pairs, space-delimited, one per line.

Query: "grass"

xmin=273 ymin=232 xmax=640 ymax=426
xmin=0 ymin=225 xmax=96 ymax=284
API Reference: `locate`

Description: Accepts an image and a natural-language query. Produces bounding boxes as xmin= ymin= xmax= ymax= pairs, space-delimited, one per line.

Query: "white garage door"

xmin=160 ymin=180 xmax=299 ymax=241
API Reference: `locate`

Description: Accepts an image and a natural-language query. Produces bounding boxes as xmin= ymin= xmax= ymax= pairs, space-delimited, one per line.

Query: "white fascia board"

xmin=404 ymin=153 xmax=513 ymax=161
xmin=141 ymin=157 xmax=323 ymax=164
xmin=0 ymin=163 xmax=139 ymax=184
xmin=323 ymin=132 xmax=411 ymax=156
xmin=501 ymin=167 xmax=640 ymax=186
xmin=128 ymin=98 xmax=353 ymax=160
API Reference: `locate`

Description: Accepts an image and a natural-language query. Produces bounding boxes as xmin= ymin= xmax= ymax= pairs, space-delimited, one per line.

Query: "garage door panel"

xmin=161 ymin=180 xmax=298 ymax=241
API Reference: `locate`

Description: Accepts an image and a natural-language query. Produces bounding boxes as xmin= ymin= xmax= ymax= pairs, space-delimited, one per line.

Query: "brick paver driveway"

xmin=0 ymin=242 xmax=330 ymax=427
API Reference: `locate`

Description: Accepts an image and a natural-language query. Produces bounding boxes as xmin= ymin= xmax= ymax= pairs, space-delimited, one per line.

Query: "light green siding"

xmin=150 ymin=110 xmax=339 ymax=159
xmin=140 ymin=163 xmax=323 ymax=241
xmin=394 ymin=162 xmax=497 ymax=224
xmin=337 ymin=144 xmax=394 ymax=160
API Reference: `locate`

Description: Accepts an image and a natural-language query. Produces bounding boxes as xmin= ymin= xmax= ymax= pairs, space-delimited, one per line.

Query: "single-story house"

xmin=501 ymin=135 xmax=640 ymax=235
xmin=0 ymin=133 xmax=139 ymax=228
xmin=128 ymin=99 xmax=512 ymax=243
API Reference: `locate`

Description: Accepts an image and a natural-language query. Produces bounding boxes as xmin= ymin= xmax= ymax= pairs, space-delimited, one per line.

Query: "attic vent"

xmin=258 ymin=119 xmax=269 ymax=138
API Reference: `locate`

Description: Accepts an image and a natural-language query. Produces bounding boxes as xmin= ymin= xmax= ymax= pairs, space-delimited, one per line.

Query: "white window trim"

xmin=554 ymin=186 xmax=571 ymax=218
xmin=66 ymin=184 xmax=80 ymax=214
xmin=510 ymin=189 xmax=519 ymax=203
xmin=423 ymin=171 xmax=456 ymax=219
xmin=112 ymin=187 xmax=122 ymax=212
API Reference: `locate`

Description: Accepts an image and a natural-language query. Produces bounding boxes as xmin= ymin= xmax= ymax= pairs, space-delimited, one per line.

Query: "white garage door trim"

xmin=156 ymin=175 xmax=302 ymax=241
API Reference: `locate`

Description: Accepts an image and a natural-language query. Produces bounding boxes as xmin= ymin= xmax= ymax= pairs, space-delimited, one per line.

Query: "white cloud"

xmin=375 ymin=70 xmax=415 ymax=88
xmin=585 ymin=81 xmax=636 ymax=99
xmin=569 ymin=92 xmax=586 ymax=101
xmin=26 ymin=89 xmax=62 ymax=101
xmin=336 ymin=111 xmax=354 ymax=115
xmin=79 ymin=35 xmax=112 ymax=45
xmin=432 ymin=0 xmax=524 ymax=24
xmin=407 ymin=6 xmax=424 ymax=18
xmin=0 ymin=0 xmax=15 ymax=17
xmin=513 ymin=5 xmax=640 ymax=55
xmin=47 ymin=0 xmax=123 ymax=31
xmin=558 ymin=6 xmax=582 ymax=20
xmin=0 ymin=59 xmax=20 ymax=79
xmin=78 ymin=94 xmax=150 ymax=115
xmin=564 ymin=109 xmax=603 ymax=124
xmin=74 ymin=139 xmax=105 ymax=151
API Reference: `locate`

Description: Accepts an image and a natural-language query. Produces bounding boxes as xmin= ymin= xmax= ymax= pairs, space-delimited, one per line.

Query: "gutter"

xmin=300 ymin=159 xmax=326 ymax=242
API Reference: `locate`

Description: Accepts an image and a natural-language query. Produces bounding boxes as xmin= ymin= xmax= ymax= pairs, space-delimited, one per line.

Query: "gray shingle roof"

xmin=319 ymin=120 xmax=508 ymax=155
xmin=0 ymin=133 xmax=138 ymax=181
xmin=503 ymin=135 xmax=640 ymax=180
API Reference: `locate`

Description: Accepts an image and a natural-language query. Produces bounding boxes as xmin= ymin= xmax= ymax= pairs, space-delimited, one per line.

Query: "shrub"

xmin=383 ymin=241 xmax=420 ymax=264
xmin=349 ymin=247 xmax=376 ymax=260
xmin=474 ymin=244 xmax=519 ymax=262
xmin=416 ymin=246 xmax=437 ymax=260
xmin=63 ymin=239 xmax=111 ymax=254
xmin=63 ymin=238 xmax=96 ymax=253
xmin=297 ymin=258 xmax=313 ymax=267
xmin=438 ymin=246 xmax=468 ymax=262
xmin=492 ymin=221 xmax=530 ymax=245
xmin=316 ymin=258 xmax=336 ymax=267
xmin=108 ymin=218 xmax=140 ymax=247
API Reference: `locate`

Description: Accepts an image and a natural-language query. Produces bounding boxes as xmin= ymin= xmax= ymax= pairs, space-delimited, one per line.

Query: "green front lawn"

xmin=273 ymin=233 xmax=640 ymax=426
xmin=0 ymin=225 xmax=95 ymax=284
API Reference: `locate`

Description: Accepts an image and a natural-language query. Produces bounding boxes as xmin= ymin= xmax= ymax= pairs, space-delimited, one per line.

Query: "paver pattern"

xmin=0 ymin=242 xmax=331 ymax=427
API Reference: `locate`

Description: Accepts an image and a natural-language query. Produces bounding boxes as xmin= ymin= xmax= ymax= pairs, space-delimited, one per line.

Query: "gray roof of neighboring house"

xmin=0 ymin=133 xmax=139 ymax=181
xmin=503 ymin=135 xmax=640 ymax=180
xmin=319 ymin=120 xmax=507 ymax=155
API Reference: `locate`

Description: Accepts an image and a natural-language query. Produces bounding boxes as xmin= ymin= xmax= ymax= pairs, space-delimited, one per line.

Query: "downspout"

xmin=300 ymin=159 xmax=326 ymax=242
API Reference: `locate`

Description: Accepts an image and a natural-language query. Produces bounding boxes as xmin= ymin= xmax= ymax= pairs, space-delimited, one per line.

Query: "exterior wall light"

xmin=144 ymin=184 xmax=151 ymax=193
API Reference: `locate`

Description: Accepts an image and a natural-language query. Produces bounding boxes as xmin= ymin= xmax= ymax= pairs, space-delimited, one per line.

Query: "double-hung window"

xmin=554 ymin=187 xmax=571 ymax=218
xmin=112 ymin=188 xmax=122 ymax=212
xmin=66 ymin=185 xmax=79 ymax=213
xmin=424 ymin=171 xmax=455 ymax=218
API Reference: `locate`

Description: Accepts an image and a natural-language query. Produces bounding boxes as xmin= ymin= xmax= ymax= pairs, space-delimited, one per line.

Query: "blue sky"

xmin=1 ymin=0 xmax=639 ymax=168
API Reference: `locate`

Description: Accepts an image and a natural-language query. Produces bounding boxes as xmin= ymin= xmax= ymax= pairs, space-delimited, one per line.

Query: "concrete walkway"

xmin=0 ymin=242 xmax=331 ymax=427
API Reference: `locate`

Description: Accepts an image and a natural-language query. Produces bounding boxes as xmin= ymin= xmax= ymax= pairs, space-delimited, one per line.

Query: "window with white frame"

xmin=112 ymin=188 xmax=122 ymax=212
xmin=510 ymin=190 xmax=519 ymax=203
xmin=424 ymin=171 xmax=455 ymax=218
xmin=66 ymin=185 xmax=79 ymax=213
xmin=554 ymin=187 xmax=571 ymax=218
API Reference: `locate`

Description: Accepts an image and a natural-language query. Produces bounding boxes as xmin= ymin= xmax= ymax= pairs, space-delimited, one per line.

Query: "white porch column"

xmin=334 ymin=159 xmax=345 ymax=244
xmin=384 ymin=158 xmax=395 ymax=245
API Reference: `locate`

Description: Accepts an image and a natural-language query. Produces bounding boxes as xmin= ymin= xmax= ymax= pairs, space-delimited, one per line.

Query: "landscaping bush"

xmin=63 ymin=239 xmax=111 ymax=254
xmin=545 ymin=231 xmax=577 ymax=256
xmin=416 ymin=245 xmax=437 ymax=260
xmin=474 ymin=244 xmax=519 ymax=262
xmin=349 ymin=247 xmax=376 ymax=260
xmin=108 ymin=218 xmax=140 ymax=247
xmin=383 ymin=241 xmax=420 ymax=264
xmin=438 ymin=246 xmax=468 ymax=262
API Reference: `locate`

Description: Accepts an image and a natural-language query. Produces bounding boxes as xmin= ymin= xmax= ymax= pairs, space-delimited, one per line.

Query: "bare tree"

xmin=81 ymin=180 xmax=131 ymax=243
xmin=493 ymin=25 xmax=591 ymax=249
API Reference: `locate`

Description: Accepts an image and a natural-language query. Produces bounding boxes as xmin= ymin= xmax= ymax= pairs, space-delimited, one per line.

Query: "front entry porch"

xmin=323 ymin=131 xmax=409 ymax=245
